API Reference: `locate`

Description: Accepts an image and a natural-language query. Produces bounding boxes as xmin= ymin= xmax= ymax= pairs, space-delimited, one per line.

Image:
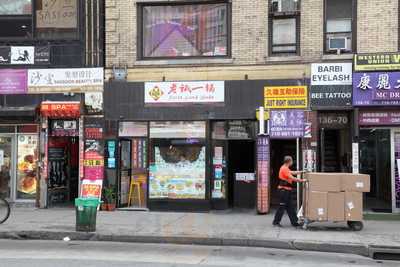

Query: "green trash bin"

xmin=75 ymin=198 xmax=100 ymax=232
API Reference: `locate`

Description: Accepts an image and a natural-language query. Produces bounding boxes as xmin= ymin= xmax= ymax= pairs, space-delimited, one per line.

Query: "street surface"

xmin=0 ymin=239 xmax=396 ymax=267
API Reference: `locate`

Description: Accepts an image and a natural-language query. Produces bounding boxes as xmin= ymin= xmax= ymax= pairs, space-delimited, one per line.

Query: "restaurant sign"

xmin=28 ymin=67 xmax=104 ymax=93
xmin=354 ymin=53 xmax=400 ymax=71
xmin=359 ymin=111 xmax=400 ymax=126
xmin=145 ymin=81 xmax=225 ymax=104
xmin=353 ymin=72 xmax=400 ymax=106
xmin=264 ymin=86 xmax=308 ymax=109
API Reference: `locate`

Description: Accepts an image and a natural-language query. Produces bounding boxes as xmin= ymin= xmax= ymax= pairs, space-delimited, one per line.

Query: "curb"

xmin=0 ymin=230 xmax=397 ymax=258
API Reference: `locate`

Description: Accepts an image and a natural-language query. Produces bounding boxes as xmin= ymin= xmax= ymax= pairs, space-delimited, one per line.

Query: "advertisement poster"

xmin=149 ymin=147 xmax=206 ymax=199
xmin=81 ymin=179 xmax=103 ymax=199
xmin=354 ymin=53 xmax=400 ymax=71
xmin=394 ymin=133 xmax=400 ymax=208
xmin=36 ymin=0 xmax=77 ymax=29
xmin=303 ymin=149 xmax=316 ymax=172
xmin=0 ymin=69 xmax=27 ymax=94
xmin=269 ymin=110 xmax=304 ymax=138
xmin=11 ymin=46 xmax=34 ymax=65
xmin=17 ymin=135 xmax=38 ymax=199
xmin=353 ymin=72 xmax=400 ymax=106
xmin=85 ymin=92 xmax=103 ymax=115
xmin=264 ymin=86 xmax=308 ymax=109
xmin=145 ymin=81 xmax=225 ymax=104
xmin=257 ymin=136 xmax=270 ymax=214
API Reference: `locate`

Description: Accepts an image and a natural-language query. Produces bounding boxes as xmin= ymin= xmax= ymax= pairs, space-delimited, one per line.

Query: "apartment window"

xmin=139 ymin=2 xmax=230 ymax=59
xmin=0 ymin=0 xmax=78 ymax=39
xmin=0 ymin=0 xmax=33 ymax=38
xmin=324 ymin=0 xmax=354 ymax=53
xmin=269 ymin=0 xmax=300 ymax=55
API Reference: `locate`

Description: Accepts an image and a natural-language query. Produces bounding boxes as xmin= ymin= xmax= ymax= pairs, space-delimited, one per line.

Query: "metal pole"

xmin=296 ymin=138 xmax=300 ymax=211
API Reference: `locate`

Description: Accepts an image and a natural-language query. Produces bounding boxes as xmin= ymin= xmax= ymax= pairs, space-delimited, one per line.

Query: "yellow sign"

xmin=264 ymin=86 xmax=308 ymax=109
xmin=256 ymin=109 xmax=270 ymax=120
xmin=84 ymin=159 xmax=104 ymax=167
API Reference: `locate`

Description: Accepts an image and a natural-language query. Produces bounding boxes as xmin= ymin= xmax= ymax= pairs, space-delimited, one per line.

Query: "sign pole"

xmin=296 ymin=137 xmax=300 ymax=211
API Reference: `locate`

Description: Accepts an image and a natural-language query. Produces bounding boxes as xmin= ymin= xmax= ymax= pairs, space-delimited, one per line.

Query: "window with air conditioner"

xmin=269 ymin=0 xmax=300 ymax=55
xmin=325 ymin=0 xmax=354 ymax=53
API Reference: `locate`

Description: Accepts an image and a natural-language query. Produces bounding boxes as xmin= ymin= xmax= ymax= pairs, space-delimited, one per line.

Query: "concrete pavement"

xmin=0 ymin=239 xmax=396 ymax=267
xmin=0 ymin=208 xmax=399 ymax=258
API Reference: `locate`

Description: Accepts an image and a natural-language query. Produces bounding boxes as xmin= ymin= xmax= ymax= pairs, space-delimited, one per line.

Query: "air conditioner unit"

xmin=328 ymin=37 xmax=348 ymax=51
xmin=271 ymin=0 xmax=281 ymax=12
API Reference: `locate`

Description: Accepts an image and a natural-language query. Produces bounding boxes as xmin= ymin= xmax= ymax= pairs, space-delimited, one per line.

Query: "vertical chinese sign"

xmin=394 ymin=132 xmax=400 ymax=209
xmin=257 ymin=136 xmax=270 ymax=214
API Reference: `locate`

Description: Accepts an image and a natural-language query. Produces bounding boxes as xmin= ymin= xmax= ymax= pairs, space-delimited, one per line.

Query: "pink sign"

xmin=84 ymin=166 xmax=104 ymax=180
xmin=0 ymin=69 xmax=27 ymax=94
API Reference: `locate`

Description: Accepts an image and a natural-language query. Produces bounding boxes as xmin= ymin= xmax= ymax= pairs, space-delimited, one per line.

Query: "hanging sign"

xmin=257 ymin=136 xmax=270 ymax=214
xmin=145 ymin=81 xmax=225 ymax=104
xmin=264 ymin=86 xmax=308 ymax=109
xmin=354 ymin=53 xmax=400 ymax=71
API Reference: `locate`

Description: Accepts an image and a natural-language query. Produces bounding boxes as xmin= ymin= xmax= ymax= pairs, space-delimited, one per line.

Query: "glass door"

xmin=118 ymin=139 xmax=131 ymax=207
xmin=0 ymin=136 xmax=14 ymax=200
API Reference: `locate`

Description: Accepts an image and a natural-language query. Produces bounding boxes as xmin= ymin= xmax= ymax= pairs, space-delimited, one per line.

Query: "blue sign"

xmin=269 ymin=110 xmax=305 ymax=139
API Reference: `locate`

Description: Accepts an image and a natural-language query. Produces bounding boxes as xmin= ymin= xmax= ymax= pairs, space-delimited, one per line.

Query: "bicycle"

xmin=0 ymin=198 xmax=10 ymax=224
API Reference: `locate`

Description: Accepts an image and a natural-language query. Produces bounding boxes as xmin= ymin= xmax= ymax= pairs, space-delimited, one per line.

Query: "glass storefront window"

xmin=149 ymin=143 xmax=206 ymax=199
xmin=0 ymin=0 xmax=32 ymax=15
xmin=150 ymin=121 xmax=206 ymax=139
xmin=17 ymin=134 xmax=38 ymax=199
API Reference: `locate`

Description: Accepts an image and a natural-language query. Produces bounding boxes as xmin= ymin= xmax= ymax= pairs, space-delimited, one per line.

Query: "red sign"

xmin=84 ymin=166 xmax=104 ymax=180
xmin=85 ymin=127 xmax=103 ymax=139
xmin=41 ymin=102 xmax=81 ymax=118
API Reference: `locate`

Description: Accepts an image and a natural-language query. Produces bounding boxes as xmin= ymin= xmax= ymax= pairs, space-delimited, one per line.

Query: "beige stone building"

xmin=104 ymin=0 xmax=398 ymax=81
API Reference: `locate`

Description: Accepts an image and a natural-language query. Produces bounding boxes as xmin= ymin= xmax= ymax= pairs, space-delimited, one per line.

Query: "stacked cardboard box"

xmin=304 ymin=173 xmax=370 ymax=222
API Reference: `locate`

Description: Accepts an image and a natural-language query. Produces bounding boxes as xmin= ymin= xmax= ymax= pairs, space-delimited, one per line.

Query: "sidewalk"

xmin=0 ymin=208 xmax=399 ymax=258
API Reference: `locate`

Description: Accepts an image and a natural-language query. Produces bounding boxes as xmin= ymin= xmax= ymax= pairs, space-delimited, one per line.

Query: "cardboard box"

xmin=305 ymin=191 xmax=328 ymax=221
xmin=341 ymin=173 xmax=370 ymax=192
xmin=304 ymin=173 xmax=342 ymax=192
xmin=327 ymin=192 xmax=345 ymax=221
xmin=345 ymin=191 xmax=363 ymax=221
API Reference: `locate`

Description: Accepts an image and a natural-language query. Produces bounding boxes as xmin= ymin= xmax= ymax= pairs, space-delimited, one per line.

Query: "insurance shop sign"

xmin=310 ymin=63 xmax=352 ymax=108
xmin=353 ymin=72 xmax=400 ymax=106
xmin=264 ymin=86 xmax=308 ymax=109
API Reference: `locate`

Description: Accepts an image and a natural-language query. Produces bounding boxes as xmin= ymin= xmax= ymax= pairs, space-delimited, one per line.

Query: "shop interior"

xmin=359 ymin=129 xmax=392 ymax=213
xmin=270 ymin=139 xmax=297 ymax=206
xmin=47 ymin=120 xmax=79 ymax=207
xmin=227 ymin=140 xmax=256 ymax=209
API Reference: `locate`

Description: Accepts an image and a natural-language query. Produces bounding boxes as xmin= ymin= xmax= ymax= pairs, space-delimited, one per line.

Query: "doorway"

xmin=270 ymin=140 xmax=296 ymax=206
xmin=227 ymin=140 xmax=256 ymax=209
xmin=47 ymin=136 xmax=79 ymax=207
xmin=359 ymin=129 xmax=392 ymax=213
xmin=0 ymin=136 xmax=13 ymax=200
xmin=320 ymin=129 xmax=351 ymax=172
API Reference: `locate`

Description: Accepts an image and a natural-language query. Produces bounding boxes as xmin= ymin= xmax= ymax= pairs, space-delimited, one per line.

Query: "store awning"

xmin=40 ymin=101 xmax=81 ymax=118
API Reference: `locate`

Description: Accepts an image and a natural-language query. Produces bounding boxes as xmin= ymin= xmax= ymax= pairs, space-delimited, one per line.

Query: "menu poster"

xmin=132 ymin=139 xmax=147 ymax=169
xmin=81 ymin=179 xmax=103 ymax=199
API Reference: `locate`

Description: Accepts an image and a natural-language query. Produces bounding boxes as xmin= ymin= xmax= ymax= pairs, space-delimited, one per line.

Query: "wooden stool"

xmin=128 ymin=180 xmax=142 ymax=207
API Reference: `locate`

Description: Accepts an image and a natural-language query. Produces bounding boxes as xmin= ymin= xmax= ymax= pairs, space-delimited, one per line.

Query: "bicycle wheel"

xmin=0 ymin=198 xmax=10 ymax=224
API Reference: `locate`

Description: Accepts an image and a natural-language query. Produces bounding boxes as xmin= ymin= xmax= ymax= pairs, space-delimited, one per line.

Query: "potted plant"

xmin=102 ymin=186 xmax=116 ymax=211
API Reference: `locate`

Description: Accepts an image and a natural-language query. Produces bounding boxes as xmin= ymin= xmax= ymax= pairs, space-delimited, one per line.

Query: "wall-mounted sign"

xmin=354 ymin=53 xmax=400 ymax=71
xmin=28 ymin=67 xmax=103 ymax=93
xmin=0 ymin=46 xmax=50 ymax=65
xmin=319 ymin=112 xmax=349 ymax=128
xmin=310 ymin=63 xmax=352 ymax=108
xmin=269 ymin=110 xmax=304 ymax=139
xmin=145 ymin=81 xmax=225 ymax=104
xmin=0 ymin=69 xmax=27 ymax=94
xmin=235 ymin=173 xmax=255 ymax=182
xmin=264 ymin=86 xmax=308 ymax=109
xmin=50 ymin=120 xmax=78 ymax=136
xmin=36 ymin=0 xmax=78 ymax=29
xmin=352 ymin=143 xmax=359 ymax=174
xmin=257 ymin=136 xmax=270 ymax=214
xmin=359 ymin=110 xmax=400 ymax=126
xmin=353 ymin=72 xmax=400 ymax=106
xmin=40 ymin=101 xmax=81 ymax=118
xmin=84 ymin=92 xmax=103 ymax=115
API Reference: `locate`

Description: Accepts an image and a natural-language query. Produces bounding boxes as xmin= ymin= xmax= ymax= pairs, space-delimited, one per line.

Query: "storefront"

xmin=310 ymin=62 xmax=353 ymax=172
xmin=104 ymin=79 xmax=309 ymax=212
xmin=353 ymin=53 xmax=400 ymax=213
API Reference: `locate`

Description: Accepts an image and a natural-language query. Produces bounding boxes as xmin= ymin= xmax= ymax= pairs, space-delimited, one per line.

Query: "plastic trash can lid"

xmin=75 ymin=198 xmax=100 ymax=207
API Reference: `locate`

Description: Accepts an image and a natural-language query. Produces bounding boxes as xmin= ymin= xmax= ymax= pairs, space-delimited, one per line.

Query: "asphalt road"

xmin=0 ymin=239 xmax=396 ymax=267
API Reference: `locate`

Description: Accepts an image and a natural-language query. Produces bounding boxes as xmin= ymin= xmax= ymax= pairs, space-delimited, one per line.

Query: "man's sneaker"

xmin=272 ymin=222 xmax=283 ymax=227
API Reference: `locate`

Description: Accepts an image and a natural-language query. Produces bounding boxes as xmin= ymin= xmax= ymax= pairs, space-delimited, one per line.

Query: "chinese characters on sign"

xmin=269 ymin=110 xmax=305 ymax=138
xmin=359 ymin=111 xmax=400 ymax=126
xmin=28 ymin=68 xmax=103 ymax=93
xmin=257 ymin=136 xmax=270 ymax=214
xmin=145 ymin=81 xmax=225 ymax=104
xmin=264 ymin=86 xmax=308 ymax=109
xmin=354 ymin=53 xmax=400 ymax=71
xmin=353 ymin=72 xmax=400 ymax=106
